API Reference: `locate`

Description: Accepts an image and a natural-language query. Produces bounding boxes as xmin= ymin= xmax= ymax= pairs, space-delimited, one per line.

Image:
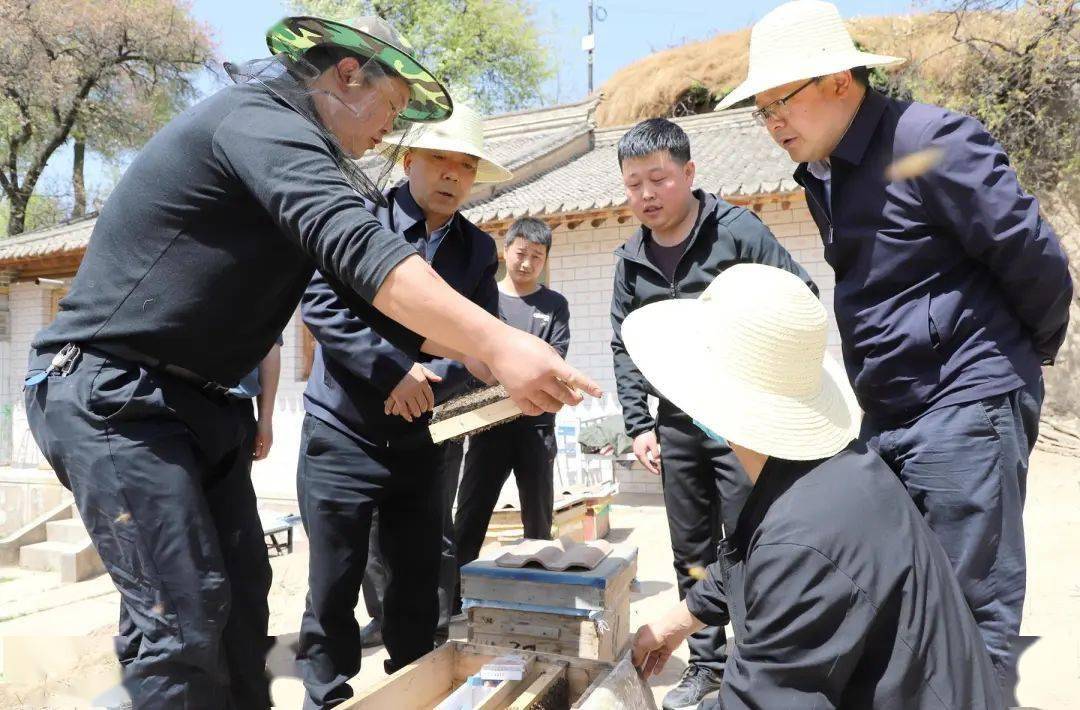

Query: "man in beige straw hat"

xmin=717 ymin=0 xmax=1072 ymax=684
xmin=628 ymin=263 xmax=1003 ymax=709
xmin=296 ymin=100 xmax=517 ymax=708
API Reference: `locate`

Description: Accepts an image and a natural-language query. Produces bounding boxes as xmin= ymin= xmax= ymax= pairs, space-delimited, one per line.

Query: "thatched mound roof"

xmin=594 ymin=11 xmax=1006 ymax=127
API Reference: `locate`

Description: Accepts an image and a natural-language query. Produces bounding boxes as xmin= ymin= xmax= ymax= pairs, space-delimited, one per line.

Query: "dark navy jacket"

xmin=686 ymin=443 xmax=1003 ymax=709
xmin=302 ymin=183 xmax=499 ymax=447
xmin=796 ymin=90 xmax=1072 ymax=425
xmin=611 ymin=190 xmax=818 ymax=438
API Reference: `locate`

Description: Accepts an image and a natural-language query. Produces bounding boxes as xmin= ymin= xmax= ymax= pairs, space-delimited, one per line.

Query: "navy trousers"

xmin=24 ymin=346 xmax=272 ymax=710
xmin=295 ymin=413 xmax=443 ymax=709
xmin=656 ymin=405 xmax=752 ymax=674
xmin=362 ymin=439 xmax=464 ymax=638
xmin=861 ymin=381 xmax=1042 ymax=680
xmin=454 ymin=422 xmax=557 ymax=560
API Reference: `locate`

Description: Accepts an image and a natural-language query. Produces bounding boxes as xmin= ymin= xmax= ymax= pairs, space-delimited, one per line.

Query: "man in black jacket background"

xmin=609 ymin=118 xmax=817 ymax=710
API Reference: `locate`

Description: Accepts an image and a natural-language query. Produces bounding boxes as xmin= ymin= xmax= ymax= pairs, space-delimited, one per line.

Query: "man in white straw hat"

xmin=717 ymin=0 xmax=1072 ymax=683
xmin=628 ymin=263 xmax=1003 ymax=709
xmin=610 ymin=117 xmax=817 ymax=710
xmin=296 ymin=101 xmax=515 ymax=708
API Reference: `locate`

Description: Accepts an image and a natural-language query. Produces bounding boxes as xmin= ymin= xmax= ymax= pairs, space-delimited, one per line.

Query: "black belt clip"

xmin=200 ymin=380 xmax=235 ymax=399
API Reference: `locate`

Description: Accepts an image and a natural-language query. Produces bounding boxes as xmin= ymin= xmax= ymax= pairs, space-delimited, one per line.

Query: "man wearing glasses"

xmin=718 ymin=0 xmax=1072 ymax=688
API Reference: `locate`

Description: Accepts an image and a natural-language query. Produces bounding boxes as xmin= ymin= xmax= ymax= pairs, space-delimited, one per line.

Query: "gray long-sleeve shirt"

xmin=497 ymin=285 xmax=570 ymax=426
xmin=686 ymin=443 xmax=1002 ymax=709
xmin=34 ymin=78 xmax=421 ymax=386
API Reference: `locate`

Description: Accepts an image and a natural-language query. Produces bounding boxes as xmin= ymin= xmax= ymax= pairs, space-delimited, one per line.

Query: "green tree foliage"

xmin=0 ymin=194 xmax=64 ymax=236
xmin=289 ymin=0 xmax=552 ymax=114
xmin=0 ymin=0 xmax=213 ymax=235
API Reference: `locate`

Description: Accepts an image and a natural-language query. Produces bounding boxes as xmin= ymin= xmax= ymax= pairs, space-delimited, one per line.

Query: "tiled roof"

xmin=0 ymin=102 xmax=798 ymax=265
xmin=0 ymin=215 xmax=96 ymax=265
xmin=462 ymin=107 xmax=799 ymax=224
xmin=365 ymin=122 xmax=592 ymax=184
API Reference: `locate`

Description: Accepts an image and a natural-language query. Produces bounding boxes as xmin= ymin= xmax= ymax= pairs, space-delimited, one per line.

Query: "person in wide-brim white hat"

xmin=380 ymin=100 xmax=512 ymax=183
xmin=621 ymin=262 xmax=859 ymax=460
xmin=626 ymin=263 xmax=1005 ymax=709
xmin=715 ymin=0 xmax=903 ymax=111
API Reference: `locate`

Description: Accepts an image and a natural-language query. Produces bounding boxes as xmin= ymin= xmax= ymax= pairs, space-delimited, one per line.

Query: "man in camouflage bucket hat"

xmin=267 ymin=15 xmax=452 ymax=123
xmin=22 ymin=14 xmax=598 ymax=710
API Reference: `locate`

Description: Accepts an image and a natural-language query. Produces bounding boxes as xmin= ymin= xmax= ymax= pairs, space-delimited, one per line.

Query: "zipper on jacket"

xmin=802 ymin=182 xmax=834 ymax=245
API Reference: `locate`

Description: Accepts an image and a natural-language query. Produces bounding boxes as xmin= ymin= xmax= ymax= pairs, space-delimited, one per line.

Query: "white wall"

xmin=0 ymin=193 xmax=842 ymax=503
xmin=7 ymin=283 xmax=55 ymax=467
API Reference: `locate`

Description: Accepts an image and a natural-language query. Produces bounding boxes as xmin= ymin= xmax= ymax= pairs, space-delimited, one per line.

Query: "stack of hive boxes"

xmin=460 ymin=545 xmax=637 ymax=662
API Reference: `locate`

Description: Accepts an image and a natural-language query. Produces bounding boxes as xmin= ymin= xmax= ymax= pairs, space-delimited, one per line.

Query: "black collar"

xmin=392 ymin=181 xmax=459 ymax=239
xmin=794 ymin=89 xmax=889 ymax=185
xmin=626 ymin=189 xmax=713 ymax=260
xmin=831 ymin=89 xmax=888 ymax=167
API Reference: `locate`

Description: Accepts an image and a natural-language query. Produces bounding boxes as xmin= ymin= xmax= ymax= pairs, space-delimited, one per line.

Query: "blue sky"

xmin=38 ymin=0 xmax=919 ymax=207
xmin=186 ymin=0 xmax=919 ymax=102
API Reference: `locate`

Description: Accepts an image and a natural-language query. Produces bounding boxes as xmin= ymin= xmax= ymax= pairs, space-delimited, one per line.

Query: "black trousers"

xmin=362 ymin=439 xmax=463 ymax=635
xmin=656 ymin=406 xmax=752 ymax=674
xmin=454 ymin=421 xmax=557 ymax=582
xmin=861 ymin=382 xmax=1042 ymax=682
xmin=295 ymin=413 xmax=444 ymax=709
xmin=24 ymin=346 xmax=272 ymax=710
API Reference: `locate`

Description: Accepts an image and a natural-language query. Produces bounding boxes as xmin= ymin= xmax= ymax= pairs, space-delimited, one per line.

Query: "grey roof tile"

xmin=0 ymin=106 xmax=797 ymax=262
xmin=463 ymin=109 xmax=798 ymax=223
xmin=0 ymin=216 xmax=97 ymax=264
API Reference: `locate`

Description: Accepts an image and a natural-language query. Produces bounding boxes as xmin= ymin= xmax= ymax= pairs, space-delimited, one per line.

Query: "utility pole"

xmin=584 ymin=0 xmax=595 ymax=94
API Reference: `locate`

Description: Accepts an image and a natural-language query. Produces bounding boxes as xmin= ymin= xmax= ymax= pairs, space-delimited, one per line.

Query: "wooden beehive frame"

xmin=337 ymin=641 xmax=647 ymax=709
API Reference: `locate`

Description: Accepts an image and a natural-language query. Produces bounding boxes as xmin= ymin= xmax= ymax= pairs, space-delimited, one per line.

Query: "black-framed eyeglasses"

xmin=752 ymin=78 xmax=817 ymax=126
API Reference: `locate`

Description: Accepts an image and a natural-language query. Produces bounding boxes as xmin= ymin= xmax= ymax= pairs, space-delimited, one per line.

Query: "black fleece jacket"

xmin=610 ymin=190 xmax=817 ymax=437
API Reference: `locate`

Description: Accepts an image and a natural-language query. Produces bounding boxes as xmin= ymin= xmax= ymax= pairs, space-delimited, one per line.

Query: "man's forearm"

xmin=374 ymin=255 xmax=505 ymax=362
xmin=256 ymin=345 xmax=282 ymax=421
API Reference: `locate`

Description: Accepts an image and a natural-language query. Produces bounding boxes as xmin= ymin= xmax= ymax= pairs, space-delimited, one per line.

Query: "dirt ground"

xmin=1 ymin=447 xmax=1077 ymax=709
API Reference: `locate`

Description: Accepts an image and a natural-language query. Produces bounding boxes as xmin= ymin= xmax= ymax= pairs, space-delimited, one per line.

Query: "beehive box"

xmin=486 ymin=499 xmax=589 ymax=544
xmin=462 ymin=546 xmax=637 ymax=662
xmin=338 ymin=642 xmax=656 ymax=709
xmin=486 ymin=486 xmax=615 ymax=545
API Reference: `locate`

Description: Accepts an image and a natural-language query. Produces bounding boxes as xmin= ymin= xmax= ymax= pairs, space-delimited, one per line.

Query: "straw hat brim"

xmin=622 ymin=298 xmax=860 ymax=460
xmin=379 ymin=135 xmax=512 ymax=184
xmin=715 ymin=50 xmax=905 ymax=110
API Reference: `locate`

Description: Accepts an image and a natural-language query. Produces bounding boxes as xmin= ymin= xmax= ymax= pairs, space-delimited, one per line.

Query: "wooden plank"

xmin=343 ymin=641 xmax=612 ymax=708
xmin=429 ymin=398 xmax=522 ymax=443
xmin=338 ymin=643 xmax=455 ymax=709
xmin=572 ymin=652 xmax=657 ymax=710
xmin=506 ymin=663 xmax=568 ymax=710
xmin=473 ymin=675 xmax=527 ymax=709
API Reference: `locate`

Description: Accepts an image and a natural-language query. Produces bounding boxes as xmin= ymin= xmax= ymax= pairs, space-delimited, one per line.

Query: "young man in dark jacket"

xmin=719 ymin=0 xmax=1073 ymax=681
xmin=628 ymin=263 xmax=1003 ymax=710
xmin=609 ymin=117 xmax=817 ymax=710
xmin=453 ymin=218 xmax=571 ymax=597
xmin=297 ymin=102 xmax=512 ymax=709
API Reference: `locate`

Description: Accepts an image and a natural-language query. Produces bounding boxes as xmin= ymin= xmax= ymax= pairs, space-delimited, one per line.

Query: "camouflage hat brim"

xmin=267 ymin=16 xmax=452 ymax=123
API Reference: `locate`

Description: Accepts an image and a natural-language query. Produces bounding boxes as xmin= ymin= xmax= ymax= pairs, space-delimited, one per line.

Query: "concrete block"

xmin=60 ymin=539 xmax=105 ymax=584
xmin=19 ymin=540 xmax=79 ymax=572
xmin=46 ymin=517 xmax=89 ymax=544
